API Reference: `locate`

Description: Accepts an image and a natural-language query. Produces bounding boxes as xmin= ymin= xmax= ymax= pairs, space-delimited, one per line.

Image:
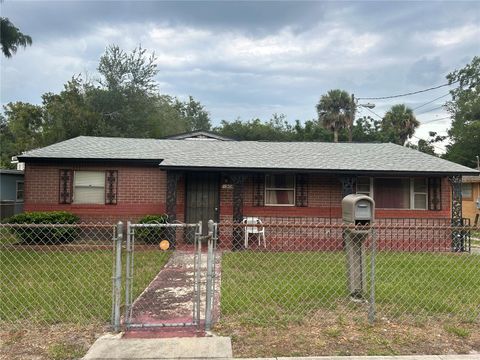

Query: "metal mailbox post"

xmin=342 ymin=194 xmax=375 ymax=299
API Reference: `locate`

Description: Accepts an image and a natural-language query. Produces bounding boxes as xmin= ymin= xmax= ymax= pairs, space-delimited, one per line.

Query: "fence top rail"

xmin=0 ymin=223 xmax=116 ymax=229
xmin=218 ymin=222 xmax=480 ymax=231
xmin=130 ymin=223 xmax=199 ymax=228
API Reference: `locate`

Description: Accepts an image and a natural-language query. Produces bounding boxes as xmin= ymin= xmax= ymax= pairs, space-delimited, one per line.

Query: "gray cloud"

xmin=1 ymin=0 xmax=479 ymax=149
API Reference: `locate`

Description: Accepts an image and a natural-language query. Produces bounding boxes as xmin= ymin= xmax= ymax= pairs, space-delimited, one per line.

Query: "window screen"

xmin=374 ymin=178 xmax=410 ymax=209
xmin=462 ymin=183 xmax=473 ymax=199
xmin=265 ymin=174 xmax=295 ymax=206
xmin=73 ymin=171 xmax=105 ymax=204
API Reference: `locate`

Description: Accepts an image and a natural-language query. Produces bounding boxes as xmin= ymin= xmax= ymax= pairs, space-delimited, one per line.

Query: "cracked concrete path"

xmin=125 ymin=250 xmax=221 ymax=338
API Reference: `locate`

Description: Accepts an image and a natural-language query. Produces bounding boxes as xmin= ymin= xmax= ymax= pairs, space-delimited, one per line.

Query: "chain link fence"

xmin=0 ymin=222 xmax=170 ymax=329
xmin=217 ymin=218 xmax=480 ymax=327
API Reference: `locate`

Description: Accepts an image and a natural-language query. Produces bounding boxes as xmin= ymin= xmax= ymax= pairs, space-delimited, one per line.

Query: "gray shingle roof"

xmin=18 ymin=136 xmax=479 ymax=175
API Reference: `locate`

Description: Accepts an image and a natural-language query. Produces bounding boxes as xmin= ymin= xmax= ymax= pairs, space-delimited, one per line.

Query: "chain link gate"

xmin=119 ymin=220 xmax=218 ymax=331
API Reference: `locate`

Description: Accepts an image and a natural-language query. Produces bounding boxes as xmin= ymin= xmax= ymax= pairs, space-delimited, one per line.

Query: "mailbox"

xmin=342 ymin=194 xmax=375 ymax=225
xmin=342 ymin=194 xmax=375 ymax=299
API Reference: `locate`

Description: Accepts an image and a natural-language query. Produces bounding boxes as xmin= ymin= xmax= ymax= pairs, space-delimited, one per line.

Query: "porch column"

xmin=166 ymin=171 xmax=181 ymax=222
xmin=166 ymin=171 xmax=181 ymax=249
xmin=448 ymin=175 xmax=464 ymax=251
xmin=339 ymin=176 xmax=356 ymax=198
xmin=231 ymin=174 xmax=245 ymax=250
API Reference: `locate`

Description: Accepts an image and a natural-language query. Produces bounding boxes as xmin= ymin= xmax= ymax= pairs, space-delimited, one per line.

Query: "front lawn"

xmin=218 ymin=251 xmax=480 ymax=357
xmin=0 ymin=248 xmax=170 ymax=323
xmin=221 ymin=251 xmax=480 ymax=324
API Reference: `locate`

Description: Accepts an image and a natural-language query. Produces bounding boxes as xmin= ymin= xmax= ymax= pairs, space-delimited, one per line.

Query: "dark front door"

xmin=186 ymin=173 xmax=219 ymax=235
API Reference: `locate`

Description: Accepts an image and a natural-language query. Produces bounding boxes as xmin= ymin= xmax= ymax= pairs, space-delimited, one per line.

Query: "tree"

xmin=444 ymin=56 xmax=480 ymax=167
xmin=175 ymin=96 xmax=211 ymax=131
xmin=316 ymin=89 xmax=353 ymax=142
xmin=351 ymin=116 xmax=384 ymax=143
xmin=0 ymin=17 xmax=32 ymax=58
xmin=381 ymin=104 xmax=419 ymax=145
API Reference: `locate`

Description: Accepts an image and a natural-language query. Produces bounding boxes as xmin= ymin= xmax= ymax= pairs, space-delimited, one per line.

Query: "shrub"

xmin=135 ymin=214 xmax=169 ymax=244
xmin=6 ymin=211 xmax=80 ymax=244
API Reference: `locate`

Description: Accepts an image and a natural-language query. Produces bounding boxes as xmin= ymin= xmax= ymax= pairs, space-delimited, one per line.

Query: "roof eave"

xmin=158 ymin=164 xmax=479 ymax=176
xmin=18 ymin=157 xmax=163 ymax=166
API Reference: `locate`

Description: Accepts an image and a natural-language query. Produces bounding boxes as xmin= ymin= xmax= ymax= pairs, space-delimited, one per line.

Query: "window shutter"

xmin=253 ymin=174 xmax=264 ymax=207
xmin=59 ymin=169 xmax=73 ymax=204
xmin=105 ymin=170 xmax=118 ymax=205
xmin=295 ymin=174 xmax=308 ymax=207
xmin=428 ymin=177 xmax=442 ymax=211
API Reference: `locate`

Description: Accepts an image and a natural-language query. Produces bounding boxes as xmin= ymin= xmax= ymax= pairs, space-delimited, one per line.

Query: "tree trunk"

xmin=334 ymin=129 xmax=339 ymax=143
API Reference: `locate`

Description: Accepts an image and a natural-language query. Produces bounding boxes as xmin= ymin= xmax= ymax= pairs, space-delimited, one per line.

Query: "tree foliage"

xmin=0 ymin=45 xmax=211 ymax=168
xmin=316 ymin=89 xmax=354 ymax=143
xmin=381 ymin=104 xmax=419 ymax=145
xmin=0 ymin=17 xmax=32 ymax=58
xmin=444 ymin=56 xmax=480 ymax=168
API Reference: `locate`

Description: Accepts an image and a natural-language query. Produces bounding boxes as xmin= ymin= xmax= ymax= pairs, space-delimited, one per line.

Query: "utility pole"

xmin=349 ymin=94 xmax=355 ymax=143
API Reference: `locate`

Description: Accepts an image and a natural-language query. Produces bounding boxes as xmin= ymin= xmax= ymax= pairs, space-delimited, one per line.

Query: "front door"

xmin=186 ymin=173 xmax=219 ymax=235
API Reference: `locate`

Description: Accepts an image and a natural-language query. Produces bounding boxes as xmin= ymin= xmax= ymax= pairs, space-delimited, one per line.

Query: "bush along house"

xmin=16 ymin=131 xmax=479 ymax=251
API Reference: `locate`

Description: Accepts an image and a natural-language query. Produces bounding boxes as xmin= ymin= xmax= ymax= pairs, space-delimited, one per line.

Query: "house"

xmin=0 ymin=169 xmax=24 ymax=220
xmin=462 ymin=176 xmax=480 ymax=226
xmin=16 ymin=134 xmax=479 ymax=250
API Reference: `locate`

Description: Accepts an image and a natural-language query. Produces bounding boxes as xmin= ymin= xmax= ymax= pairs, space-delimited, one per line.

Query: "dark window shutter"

xmin=59 ymin=169 xmax=73 ymax=204
xmin=295 ymin=174 xmax=308 ymax=207
xmin=253 ymin=174 xmax=264 ymax=207
xmin=105 ymin=170 xmax=118 ymax=205
xmin=428 ymin=177 xmax=442 ymax=211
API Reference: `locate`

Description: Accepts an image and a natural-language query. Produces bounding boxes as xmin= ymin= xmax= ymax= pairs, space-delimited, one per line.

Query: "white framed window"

xmin=73 ymin=171 xmax=105 ymax=204
xmin=373 ymin=177 xmax=428 ymax=210
xmin=16 ymin=181 xmax=24 ymax=202
xmin=265 ymin=174 xmax=295 ymax=206
xmin=356 ymin=177 xmax=373 ymax=197
xmin=412 ymin=178 xmax=428 ymax=210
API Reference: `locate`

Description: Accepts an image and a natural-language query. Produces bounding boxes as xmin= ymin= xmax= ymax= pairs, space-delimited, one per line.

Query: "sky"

xmin=1 ymin=1 xmax=479 ymax=149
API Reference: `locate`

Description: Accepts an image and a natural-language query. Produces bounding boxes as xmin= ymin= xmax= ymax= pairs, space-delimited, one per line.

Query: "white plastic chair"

xmin=242 ymin=217 xmax=266 ymax=248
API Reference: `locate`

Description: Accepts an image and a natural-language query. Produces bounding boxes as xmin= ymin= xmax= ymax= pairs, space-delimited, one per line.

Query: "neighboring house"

xmin=462 ymin=176 xmax=480 ymax=226
xmin=0 ymin=169 xmax=24 ymax=220
xmin=16 ymin=134 xmax=479 ymax=249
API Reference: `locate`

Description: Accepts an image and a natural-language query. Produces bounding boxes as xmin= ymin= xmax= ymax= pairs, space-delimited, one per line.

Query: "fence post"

xmin=125 ymin=221 xmax=132 ymax=326
xmin=368 ymin=226 xmax=376 ymax=323
xmin=205 ymin=219 xmax=214 ymax=331
xmin=113 ymin=221 xmax=123 ymax=332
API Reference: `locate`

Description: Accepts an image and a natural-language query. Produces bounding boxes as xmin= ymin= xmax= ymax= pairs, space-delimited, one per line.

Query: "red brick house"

xmin=16 ymin=131 xmax=479 ymax=250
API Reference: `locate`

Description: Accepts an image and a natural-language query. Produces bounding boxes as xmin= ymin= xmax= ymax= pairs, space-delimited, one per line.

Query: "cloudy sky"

xmin=1 ymin=1 xmax=479 ymax=148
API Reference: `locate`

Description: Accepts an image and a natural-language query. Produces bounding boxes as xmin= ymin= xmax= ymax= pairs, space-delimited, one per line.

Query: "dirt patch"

xmin=0 ymin=322 xmax=106 ymax=360
xmin=215 ymin=306 xmax=480 ymax=357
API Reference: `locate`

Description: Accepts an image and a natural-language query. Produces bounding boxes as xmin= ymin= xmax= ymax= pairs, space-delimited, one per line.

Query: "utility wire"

xmin=357 ymin=80 xmax=459 ymax=100
xmin=412 ymin=93 xmax=450 ymax=111
xmin=416 ymin=105 xmax=445 ymax=116
xmin=364 ymin=107 xmax=475 ymax=163
xmin=419 ymin=116 xmax=451 ymax=125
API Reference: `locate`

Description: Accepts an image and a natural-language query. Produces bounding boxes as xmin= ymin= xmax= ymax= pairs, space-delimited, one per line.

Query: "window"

xmin=373 ymin=177 xmax=428 ymax=209
xmin=265 ymin=174 xmax=295 ymax=206
xmin=16 ymin=181 xmax=24 ymax=202
xmin=374 ymin=178 xmax=410 ymax=209
xmin=356 ymin=177 xmax=372 ymax=196
xmin=462 ymin=183 xmax=473 ymax=200
xmin=412 ymin=178 xmax=428 ymax=210
xmin=73 ymin=171 xmax=105 ymax=204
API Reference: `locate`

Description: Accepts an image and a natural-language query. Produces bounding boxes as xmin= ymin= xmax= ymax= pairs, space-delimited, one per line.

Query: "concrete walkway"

xmin=125 ymin=250 xmax=221 ymax=338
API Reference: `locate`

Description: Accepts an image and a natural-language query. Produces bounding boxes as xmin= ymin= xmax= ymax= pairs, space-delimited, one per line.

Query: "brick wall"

xmin=24 ymin=163 xmax=168 ymax=223
xmin=24 ymin=164 xmax=452 ymax=227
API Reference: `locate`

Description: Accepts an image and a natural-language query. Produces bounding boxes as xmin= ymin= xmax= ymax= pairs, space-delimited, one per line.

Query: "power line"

xmin=419 ymin=116 xmax=451 ymax=125
xmin=356 ymin=80 xmax=458 ymax=100
xmin=412 ymin=93 xmax=450 ymax=111
xmin=416 ymin=105 xmax=446 ymax=115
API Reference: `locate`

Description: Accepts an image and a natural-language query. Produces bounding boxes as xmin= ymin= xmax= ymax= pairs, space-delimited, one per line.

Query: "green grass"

xmin=221 ymin=251 xmax=480 ymax=325
xmin=0 ymin=248 xmax=170 ymax=323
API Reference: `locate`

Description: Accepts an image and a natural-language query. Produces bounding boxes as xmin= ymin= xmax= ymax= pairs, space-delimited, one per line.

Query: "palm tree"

xmin=382 ymin=104 xmax=420 ymax=145
xmin=316 ymin=89 xmax=353 ymax=142
xmin=1 ymin=17 xmax=32 ymax=58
